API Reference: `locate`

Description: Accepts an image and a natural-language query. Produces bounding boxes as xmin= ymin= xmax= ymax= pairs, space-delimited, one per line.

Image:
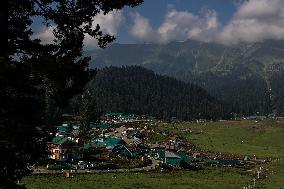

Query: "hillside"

xmin=88 ymin=40 xmax=284 ymax=116
xmin=71 ymin=66 xmax=227 ymax=120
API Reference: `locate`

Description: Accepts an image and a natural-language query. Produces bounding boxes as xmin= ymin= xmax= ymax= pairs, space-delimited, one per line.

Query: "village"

xmin=30 ymin=112 xmax=267 ymax=176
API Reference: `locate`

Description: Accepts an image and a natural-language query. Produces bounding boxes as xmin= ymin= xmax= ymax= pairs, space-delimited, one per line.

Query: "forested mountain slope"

xmin=88 ymin=40 xmax=284 ymax=116
xmin=72 ymin=66 xmax=228 ymax=120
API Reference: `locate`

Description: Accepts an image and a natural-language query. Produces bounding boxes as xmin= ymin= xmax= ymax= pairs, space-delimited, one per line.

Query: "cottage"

xmin=104 ymin=137 xmax=126 ymax=149
xmin=92 ymin=137 xmax=126 ymax=149
xmin=112 ymin=145 xmax=133 ymax=157
xmin=155 ymin=150 xmax=194 ymax=167
xmin=164 ymin=151 xmax=182 ymax=166
xmin=156 ymin=150 xmax=182 ymax=167
xmin=47 ymin=136 xmax=83 ymax=161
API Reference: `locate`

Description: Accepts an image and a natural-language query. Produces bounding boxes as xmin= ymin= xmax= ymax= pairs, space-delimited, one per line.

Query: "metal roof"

xmin=165 ymin=151 xmax=181 ymax=159
xmin=51 ymin=136 xmax=70 ymax=144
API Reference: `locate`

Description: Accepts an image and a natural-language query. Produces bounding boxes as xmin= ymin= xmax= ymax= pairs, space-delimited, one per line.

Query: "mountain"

xmin=71 ymin=66 xmax=228 ymax=120
xmin=88 ymin=40 xmax=284 ymax=116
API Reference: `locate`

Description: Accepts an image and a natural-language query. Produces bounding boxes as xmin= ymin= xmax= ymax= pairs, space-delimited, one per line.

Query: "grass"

xmin=151 ymin=119 xmax=284 ymax=158
xmin=258 ymin=159 xmax=284 ymax=188
xmin=22 ymin=168 xmax=255 ymax=189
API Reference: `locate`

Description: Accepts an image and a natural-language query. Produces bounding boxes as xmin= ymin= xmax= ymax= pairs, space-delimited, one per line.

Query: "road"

xmin=32 ymin=159 xmax=159 ymax=175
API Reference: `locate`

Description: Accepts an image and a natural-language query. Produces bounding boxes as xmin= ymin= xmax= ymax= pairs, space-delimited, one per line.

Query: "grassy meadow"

xmin=22 ymin=168 xmax=256 ymax=189
xmin=152 ymin=119 xmax=284 ymax=158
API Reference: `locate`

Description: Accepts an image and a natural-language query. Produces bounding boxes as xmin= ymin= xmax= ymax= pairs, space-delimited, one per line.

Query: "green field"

xmin=22 ymin=168 xmax=256 ymax=189
xmin=152 ymin=119 xmax=284 ymax=158
xmin=21 ymin=162 xmax=284 ymax=189
xmin=259 ymin=159 xmax=284 ymax=188
xmin=22 ymin=119 xmax=284 ymax=188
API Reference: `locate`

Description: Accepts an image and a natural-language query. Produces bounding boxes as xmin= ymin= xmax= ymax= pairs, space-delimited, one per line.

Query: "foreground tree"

xmin=0 ymin=0 xmax=143 ymax=188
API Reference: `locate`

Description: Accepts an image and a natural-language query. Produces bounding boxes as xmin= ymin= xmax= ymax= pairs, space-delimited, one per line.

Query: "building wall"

xmin=47 ymin=143 xmax=83 ymax=160
xmin=165 ymin=157 xmax=182 ymax=166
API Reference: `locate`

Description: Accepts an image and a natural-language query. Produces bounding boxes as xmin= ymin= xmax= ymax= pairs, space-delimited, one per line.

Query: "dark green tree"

xmin=0 ymin=0 xmax=143 ymax=188
xmin=71 ymin=66 xmax=228 ymax=121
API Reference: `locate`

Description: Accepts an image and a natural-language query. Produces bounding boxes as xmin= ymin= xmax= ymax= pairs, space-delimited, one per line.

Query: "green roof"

xmin=157 ymin=149 xmax=165 ymax=159
xmin=91 ymin=137 xmax=125 ymax=148
xmin=83 ymin=144 xmax=90 ymax=150
xmin=35 ymin=127 xmax=42 ymax=132
xmin=217 ymin=159 xmax=241 ymax=166
xmin=90 ymin=122 xmax=112 ymax=129
xmin=51 ymin=136 xmax=70 ymax=144
xmin=158 ymin=151 xmax=193 ymax=166
xmin=204 ymin=160 xmax=219 ymax=164
xmin=83 ymin=142 xmax=106 ymax=150
xmin=104 ymin=137 xmax=125 ymax=147
xmin=57 ymin=126 xmax=71 ymax=132
xmin=174 ymin=152 xmax=194 ymax=164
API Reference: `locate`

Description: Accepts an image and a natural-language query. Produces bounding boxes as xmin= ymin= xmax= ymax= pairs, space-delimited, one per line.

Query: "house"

xmin=155 ymin=150 xmax=194 ymax=167
xmin=92 ymin=137 xmax=126 ymax=150
xmin=56 ymin=123 xmax=73 ymax=135
xmin=83 ymin=141 xmax=106 ymax=152
xmin=112 ymin=145 xmax=133 ymax=158
xmin=216 ymin=159 xmax=242 ymax=167
xmin=164 ymin=151 xmax=182 ymax=166
xmin=90 ymin=122 xmax=112 ymax=130
xmin=104 ymin=137 xmax=126 ymax=149
xmin=156 ymin=150 xmax=182 ymax=167
xmin=47 ymin=136 xmax=83 ymax=161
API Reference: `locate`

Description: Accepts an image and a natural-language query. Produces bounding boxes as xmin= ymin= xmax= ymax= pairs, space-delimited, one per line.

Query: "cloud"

xmin=130 ymin=1 xmax=284 ymax=44
xmin=233 ymin=0 xmax=248 ymax=7
xmin=158 ymin=9 xmax=199 ymax=42
xmin=32 ymin=26 xmax=55 ymax=44
xmin=217 ymin=0 xmax=284 ymax=44
xmin=84 ymin=10 xmax=124 ymax=49
xmin=129 ymin=8 xmax=220 ymax=43
xmin=93 ymin=10 xmax=124 ymax=35
xmin=129 ymin=12 xmax=156 ymax=42
xmin=32 ymin=10 xmax=124 ymax=48
xmin=186 ymin=9 xmax=219 ymax=42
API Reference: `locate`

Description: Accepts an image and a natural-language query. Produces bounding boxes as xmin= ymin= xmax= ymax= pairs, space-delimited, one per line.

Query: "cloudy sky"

xmin=32 ymin=0 xmax=284 ymax=49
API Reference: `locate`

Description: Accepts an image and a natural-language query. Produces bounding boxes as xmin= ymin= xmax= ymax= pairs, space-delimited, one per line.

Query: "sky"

xmin=32 ymin=0 xmax=284 ymax=49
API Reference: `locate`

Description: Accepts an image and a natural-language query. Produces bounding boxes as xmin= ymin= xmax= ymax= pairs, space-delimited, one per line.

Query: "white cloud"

xmin=129 ymin=12 xmax=156 ymax=42
xmin=129 ymin=1 xmax=284 ymax=44
xmin=84 ymin=10 xmax=124 ymax=49
xmin=158 ymin=9 xmax=199 ymax=42
xmin=129 ymin=8 xmax=220 ymax=43
xmin=93 ymin=10 xmax=124 ymax=35
xmin=187 ymin=10 xmax=219 ymax=42
xmin=217 ymin=0 xmax=284 ymax=44
xmin=32 ymin=26 xmax=55 ymax=44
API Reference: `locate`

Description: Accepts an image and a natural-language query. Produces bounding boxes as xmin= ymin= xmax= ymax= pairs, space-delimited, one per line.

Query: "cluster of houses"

xmin=46 ymin=113 xmax=244 ymax=170
xmin=47 ymin=113 xmax=153 ymax=163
